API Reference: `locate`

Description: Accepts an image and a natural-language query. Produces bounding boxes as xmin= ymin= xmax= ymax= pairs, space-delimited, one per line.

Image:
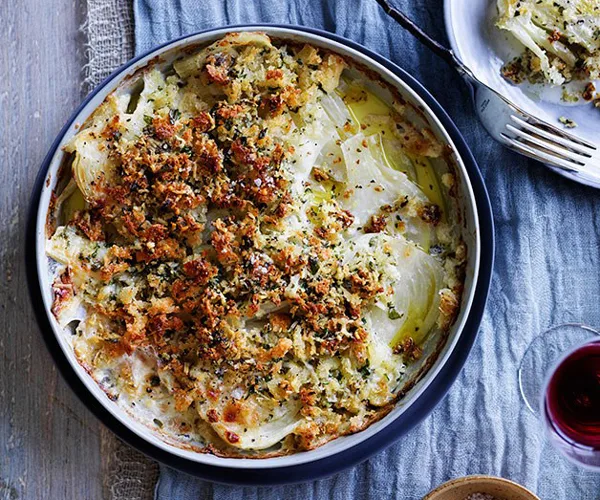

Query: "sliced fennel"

xmin=337 ymin=133 xmax=435 ymax=249
xmin=47 ymin=225 xmax=107 ymax=268
xmin=60 ymin=183 xmax=86 ymax=224
xmin=497 ymin=0 xmax=600 ymax=85
xmin=341 ymin=233 xmax=443 ymax=348
xmin=326 ymin=82 xmax=445 ymax=209
xmin=198 ymin=397 xmax=302 ymax=450
xmin=409 ymin=155 xmax=446 ymax=217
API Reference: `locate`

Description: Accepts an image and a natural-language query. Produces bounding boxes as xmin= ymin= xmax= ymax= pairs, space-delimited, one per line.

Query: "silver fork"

xmin=375 ymin=0 xmax=600 ymax=181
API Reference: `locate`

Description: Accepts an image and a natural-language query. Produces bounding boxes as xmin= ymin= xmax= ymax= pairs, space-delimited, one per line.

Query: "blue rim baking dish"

xmin=26 ymin=24 xmax=494 ymax=485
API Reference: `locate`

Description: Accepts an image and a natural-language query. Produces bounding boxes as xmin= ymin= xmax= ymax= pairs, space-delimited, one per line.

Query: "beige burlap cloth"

xmin=83 ymin=0 xmax=135 ymax=91
xmin=82 ymin=1 xmax=159 ymax=498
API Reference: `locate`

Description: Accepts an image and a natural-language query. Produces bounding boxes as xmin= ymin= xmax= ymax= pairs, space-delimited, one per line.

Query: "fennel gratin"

xmin=46 ymin=33 xmax=466 ymax=457
xmin=497 ymin=0 xmax=600 ymax=102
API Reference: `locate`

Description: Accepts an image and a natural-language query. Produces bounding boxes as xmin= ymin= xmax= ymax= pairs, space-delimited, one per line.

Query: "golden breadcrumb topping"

xmin=47 ymin=33 xmax=465 ymax=457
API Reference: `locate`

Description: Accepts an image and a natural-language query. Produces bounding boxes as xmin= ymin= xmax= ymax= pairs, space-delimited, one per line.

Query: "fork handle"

xmin=374 ymin=0 xmax=474 ymax=79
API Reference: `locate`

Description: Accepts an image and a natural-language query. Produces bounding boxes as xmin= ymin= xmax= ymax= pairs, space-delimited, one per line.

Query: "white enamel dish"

xmin=26 ymin=25 xmax=494 ymax=484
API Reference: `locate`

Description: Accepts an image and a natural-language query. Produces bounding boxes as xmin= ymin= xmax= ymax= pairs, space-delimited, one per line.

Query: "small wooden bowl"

xmin=424 ymin=475 xmax=539 ymax=500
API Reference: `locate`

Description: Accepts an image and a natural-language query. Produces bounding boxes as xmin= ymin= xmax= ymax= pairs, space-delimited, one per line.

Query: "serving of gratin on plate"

xmin=496 ymin=0 xmax=600 ymax=105
xmin=43 ymin=32 xmax=468 ymax=458
xmin=445 ymin=0 xmax=600 ymax=187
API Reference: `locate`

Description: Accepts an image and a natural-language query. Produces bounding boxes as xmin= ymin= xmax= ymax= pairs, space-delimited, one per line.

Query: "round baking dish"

xmin=26 ymin=25 xmax=494 ymax=484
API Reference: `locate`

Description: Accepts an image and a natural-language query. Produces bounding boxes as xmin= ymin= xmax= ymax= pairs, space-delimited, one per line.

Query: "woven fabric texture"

xmin=103 ymin=435 xmax=159 ymax=500
xmin=83 ymin=0 xmax=135 ymax=92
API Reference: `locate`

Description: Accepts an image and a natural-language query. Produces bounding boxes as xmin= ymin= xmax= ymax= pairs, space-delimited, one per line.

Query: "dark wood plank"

xmin=0 ymin=0 xmax=108 ymax=498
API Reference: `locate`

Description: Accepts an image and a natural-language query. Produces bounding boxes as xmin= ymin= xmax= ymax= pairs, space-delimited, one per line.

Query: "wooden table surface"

xmin=1 ymin=1 xmax=155 ymax=498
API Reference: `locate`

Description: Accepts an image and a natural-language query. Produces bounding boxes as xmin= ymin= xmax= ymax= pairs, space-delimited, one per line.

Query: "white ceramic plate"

xmin=444 ymin=0 xmax=600 ymax=186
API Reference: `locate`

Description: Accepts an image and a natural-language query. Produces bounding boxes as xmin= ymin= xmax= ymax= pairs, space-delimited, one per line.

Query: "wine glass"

xmin=518 ymin=323 xmax=600 ymax=470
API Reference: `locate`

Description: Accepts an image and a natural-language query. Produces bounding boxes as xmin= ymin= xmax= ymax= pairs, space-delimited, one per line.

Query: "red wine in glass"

xmin=543 ymin=339 xmax=600 ymax=469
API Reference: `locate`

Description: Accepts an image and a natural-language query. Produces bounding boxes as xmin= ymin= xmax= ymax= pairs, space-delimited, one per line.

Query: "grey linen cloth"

xmin=126 ymin=1 xmax=600 ymax=498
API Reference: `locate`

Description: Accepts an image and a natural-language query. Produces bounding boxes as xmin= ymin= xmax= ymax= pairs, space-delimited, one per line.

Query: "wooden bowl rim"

xmin=424 ymin=475 xmax=540 ymax=500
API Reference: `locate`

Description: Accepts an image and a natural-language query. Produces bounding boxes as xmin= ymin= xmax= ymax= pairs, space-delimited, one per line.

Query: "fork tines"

xmin=501 ymin=115 xmax=600 ymax=174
